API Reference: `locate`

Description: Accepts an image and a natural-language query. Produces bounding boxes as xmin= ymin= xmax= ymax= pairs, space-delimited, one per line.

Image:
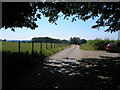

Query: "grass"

xmin=80 ymin=43 xmax=96 ymax=50
xmin=2 ymin=41 xmax=70 ymax=82
xmin=1 ymin=41 xmax=18 ymax=52
xmin=1 ymin=41 xmax=70 ymax=62
xmin=1 ymin=41 xmax=70 ymax=67
xmin=80 ymin=43 xmax=104 ymax=51
xmin=1 ymin=41 xmax=69 ymax=55
xmin=80 ymin=38 xmax=120 ymax=51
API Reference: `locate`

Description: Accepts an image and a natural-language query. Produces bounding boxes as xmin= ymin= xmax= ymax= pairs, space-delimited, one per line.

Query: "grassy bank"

xmin=80 ymin=38 xmax=120 ymax=51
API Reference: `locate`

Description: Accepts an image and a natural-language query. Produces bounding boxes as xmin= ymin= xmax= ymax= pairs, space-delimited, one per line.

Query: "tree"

xmin=61 ymin=40 xmax=69 ymax=43
xmin=2 ymin=39 xmax=6 ymax=41
xmin=70 ymin=37 xmax=81 ymax=45
xmin=2 ymin=2 xmax=39 ymax=31
xmin=2 ymin=2 xmax=120 ymax=32
xmin=31 ymin=37 xmax=67 ymax=43
xmin=79 ymin=39 xmax=87 ymax=44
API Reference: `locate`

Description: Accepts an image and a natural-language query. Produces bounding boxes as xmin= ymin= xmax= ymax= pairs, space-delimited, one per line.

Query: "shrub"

xmin=83 ymin=38 xmax=120 ymax=50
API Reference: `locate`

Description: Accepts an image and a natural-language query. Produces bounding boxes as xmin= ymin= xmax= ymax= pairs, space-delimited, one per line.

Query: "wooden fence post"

xmin=54 ymin=43 xmax=55 ymax=48
xmin=32 ymin=41 xmax=34 ymax=54
xmin=46 ymin=42 xmax=48 ymax=49
xmin=18 ymin=41 xmax=20 ymax=53
xmin=51 ymin=42 xmax=52 ymax=49
xmin=58 ymin=43 xmax=60 ymax=47
xmin=40 ymin=42 xmax=42 ymax=53
xmin=56 ymin=43 xmax=58 ymax=48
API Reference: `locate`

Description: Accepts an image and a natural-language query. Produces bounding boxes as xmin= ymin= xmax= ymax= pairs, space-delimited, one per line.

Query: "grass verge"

xmin=80 ymin=43 xmax=104 ymax=51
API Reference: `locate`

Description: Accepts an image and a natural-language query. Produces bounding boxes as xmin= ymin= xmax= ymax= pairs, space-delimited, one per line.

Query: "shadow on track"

xmin=3 ymin=52 xmax=120 ymax=89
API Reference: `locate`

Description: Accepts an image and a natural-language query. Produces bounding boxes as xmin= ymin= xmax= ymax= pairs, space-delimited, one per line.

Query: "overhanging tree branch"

xmin=2 ymin=2 xmax=120 ymax=32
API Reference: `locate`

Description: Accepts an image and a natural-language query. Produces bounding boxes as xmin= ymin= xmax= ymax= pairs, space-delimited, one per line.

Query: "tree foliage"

xmin=79 ymin=39 xmax=87 ymax=44
xmin=2 ymin=2 xmax=120 ymax=32
xmin=70 ymin=37 xmax=80 ymax=45
xmin=31 ymin=37 xmax=69 ymax=43
xmin=70 ymin=37 xmax=87 ymax=45
xmin=2 ymin=2 xmax=39 ymax=31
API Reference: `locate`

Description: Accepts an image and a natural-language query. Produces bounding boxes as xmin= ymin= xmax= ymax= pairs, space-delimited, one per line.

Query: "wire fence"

xmin=2 ymin=41 xmax=70 ymax=54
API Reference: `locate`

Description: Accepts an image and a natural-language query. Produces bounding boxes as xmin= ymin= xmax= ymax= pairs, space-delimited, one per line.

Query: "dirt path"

xmin=6 ymin=45 xmax=120 ymax=89
xmin=49 ymin=45 xmax=119 ymax=60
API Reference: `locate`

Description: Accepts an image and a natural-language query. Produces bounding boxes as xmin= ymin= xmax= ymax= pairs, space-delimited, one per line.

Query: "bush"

xmin=81 ymin=38 xmax=120 ymax=51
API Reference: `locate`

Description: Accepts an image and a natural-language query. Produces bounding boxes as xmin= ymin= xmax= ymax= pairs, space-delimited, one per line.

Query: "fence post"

xmin=54 ymin=43 xmax=55 ymax=48
xmin=40 ymin=42 xmax=42 ymax=52
xmin=18 ymin=41 xmax=20 ymax=53
xmin=58 ymin=43 xmax=60 ymax=47
xmin=32 ymin=41 xmax=34 ymax=54
xmin=56 ymin=43 xmax=58 ymax=48
xmin=51 ymin=42 xmax=52 ymax=49
xmin=46 ymin=42 xmax=48 ymax=49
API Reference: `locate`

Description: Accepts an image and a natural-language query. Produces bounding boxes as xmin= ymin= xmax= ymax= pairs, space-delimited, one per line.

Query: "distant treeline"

xmin=1 ymin=37 xmax=69 ymax=43
xmin=1 ymin=37 xmax=88 ymax=45
xmin=31 ymin=37 xmax=69 ymax=43
xmin=1 ymin=39 xmax=31 ymax=43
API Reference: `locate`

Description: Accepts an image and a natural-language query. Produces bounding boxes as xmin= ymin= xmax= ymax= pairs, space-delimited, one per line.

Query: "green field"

xmin=1 ymin=41 xmax=70 ymax=57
